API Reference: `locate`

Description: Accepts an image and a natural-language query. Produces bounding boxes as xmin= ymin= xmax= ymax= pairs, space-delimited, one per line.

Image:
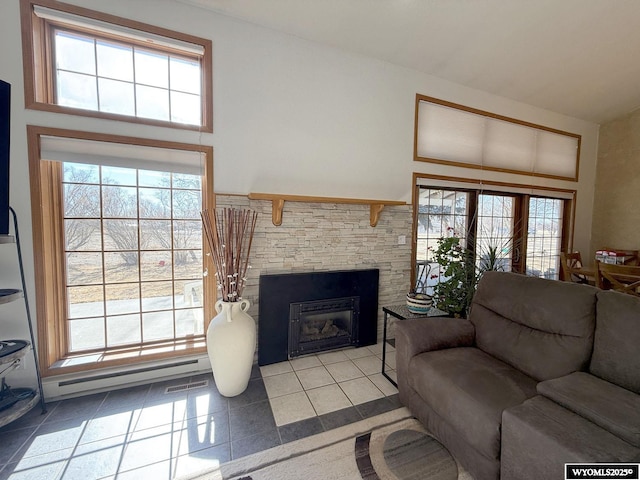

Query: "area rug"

xmin=179 ymin=408 xmax=473 ymax=480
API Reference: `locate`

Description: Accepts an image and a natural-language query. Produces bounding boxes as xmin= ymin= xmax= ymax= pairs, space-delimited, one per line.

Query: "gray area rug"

xmin=179 ymin=408 xmax=472 ymax=480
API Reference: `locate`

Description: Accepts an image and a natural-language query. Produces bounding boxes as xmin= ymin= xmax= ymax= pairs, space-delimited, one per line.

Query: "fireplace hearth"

xmin=258 ymin=269 xmax=379 ymax=366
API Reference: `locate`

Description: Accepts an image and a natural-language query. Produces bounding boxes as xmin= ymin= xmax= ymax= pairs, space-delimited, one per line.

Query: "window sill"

xmin=45 ymin=338 xmax=207 ymax=377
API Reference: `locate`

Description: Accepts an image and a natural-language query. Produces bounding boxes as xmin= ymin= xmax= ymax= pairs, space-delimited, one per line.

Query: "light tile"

xmin=290 ymin=355 xmax=322 ymax=371
xmin=368 ymin=373 xmax=399 ymax=396
xmin=325 ymin=360 xmax=364 ymax=383
xmin=295 ymin=366 xmax=335 ymax=390
xmin=263 ymin=372 xmax=303 ymax=398
xmin=306 ymin=384 xmax=352 ymax=416
xmin=344 ymin=347 xmax=375 ymax=360
xmin=317 ymin=350 xmax=350 ymax=365
xmin=260 ymin=361 xmax=293 ymax=377
xmin=382 ymin=351 xmax=396 ymax=369
xmin=366 ymin=343 xmax=384 ymax=355
xmin=353 ymin=355 xmax=383 ymax=376
xmin=387 ymin=370 xmax=398 ymax=383
xmin=339 ymin=377 xmax=384 ymax=405
xmin=269 ymin=392 xmax=317 ymax=426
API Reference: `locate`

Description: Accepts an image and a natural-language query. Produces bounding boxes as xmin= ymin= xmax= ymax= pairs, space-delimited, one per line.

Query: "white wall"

xmin=0 ymin=0 xmax=599 ymax=388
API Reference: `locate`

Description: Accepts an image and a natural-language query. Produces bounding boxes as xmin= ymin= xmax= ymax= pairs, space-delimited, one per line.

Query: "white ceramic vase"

xmin=206 ymin=299 xmax=256 ymax=397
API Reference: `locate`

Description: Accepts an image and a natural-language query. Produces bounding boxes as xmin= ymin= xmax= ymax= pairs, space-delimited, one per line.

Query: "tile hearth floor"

xmin=0 ymin=343 xmax=400 ymax=480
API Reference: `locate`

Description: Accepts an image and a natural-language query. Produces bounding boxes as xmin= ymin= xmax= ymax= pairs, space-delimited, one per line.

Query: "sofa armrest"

xmin=396 ymin=317 xmax=475 ymax=397
xmin=396 ymin=316 xmax=475 ymax=358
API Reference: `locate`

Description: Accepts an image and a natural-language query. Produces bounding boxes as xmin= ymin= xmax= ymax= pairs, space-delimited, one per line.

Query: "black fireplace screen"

xmin=289 ymin=296 xmax=359 ymax=357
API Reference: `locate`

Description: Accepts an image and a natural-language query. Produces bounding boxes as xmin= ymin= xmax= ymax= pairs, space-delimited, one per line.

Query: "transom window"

xmin=21 ymin=0 xmax=213 ymax=132
xmin=54 ymin=29 xmax=201 ymax=125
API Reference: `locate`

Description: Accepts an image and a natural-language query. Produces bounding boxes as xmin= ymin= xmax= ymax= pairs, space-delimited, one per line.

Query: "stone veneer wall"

xmin=591 ymin=109 xmax=640 ymax=255
xmin=214 ymin=194 xmax=413 ymax=343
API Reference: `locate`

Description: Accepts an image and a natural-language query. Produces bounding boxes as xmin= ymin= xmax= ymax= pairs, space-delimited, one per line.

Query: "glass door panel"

xmin=525 ymin=197 xmax=564 ymax=279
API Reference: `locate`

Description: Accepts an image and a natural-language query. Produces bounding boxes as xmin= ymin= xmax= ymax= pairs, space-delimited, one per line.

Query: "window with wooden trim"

xmin=412 ymin=174 xmax=574 ymax=292
xmin=414 ymin=95 xmax=581 ymax=181
xmin=20 ymin=0 xmax=213 ymax=132
xmin=28 ymin=127 xmax=215 ymax=375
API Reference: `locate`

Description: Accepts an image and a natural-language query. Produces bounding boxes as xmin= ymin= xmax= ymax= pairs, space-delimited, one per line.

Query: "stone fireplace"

xmin=258 ymin=269 xmax=379 ymax=366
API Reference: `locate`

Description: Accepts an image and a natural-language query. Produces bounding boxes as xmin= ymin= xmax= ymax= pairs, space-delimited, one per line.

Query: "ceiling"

xmin=177 ymin=0 xmax=640 ymax=124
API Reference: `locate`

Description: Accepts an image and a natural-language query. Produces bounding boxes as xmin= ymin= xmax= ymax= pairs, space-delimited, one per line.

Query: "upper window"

xmin=414 ymin=95 xmax=581 ymax=181
xmin=21 ymin=0 xmax=213 ymax=132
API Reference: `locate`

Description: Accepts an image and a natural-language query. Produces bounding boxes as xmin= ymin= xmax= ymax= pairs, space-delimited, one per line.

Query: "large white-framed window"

xmin=28 ymin=126 xmax=215 ymax=376
xmin=20 ymin=0 xmax=213 ymax=132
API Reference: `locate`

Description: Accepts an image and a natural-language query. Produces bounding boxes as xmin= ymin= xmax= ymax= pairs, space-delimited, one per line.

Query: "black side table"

xmin=381 ymin=304 xmax=447 ymax=387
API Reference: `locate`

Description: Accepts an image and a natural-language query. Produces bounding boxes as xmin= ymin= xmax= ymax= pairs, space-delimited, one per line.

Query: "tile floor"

xmin=0 ymin=343 xmax=400 ymax=480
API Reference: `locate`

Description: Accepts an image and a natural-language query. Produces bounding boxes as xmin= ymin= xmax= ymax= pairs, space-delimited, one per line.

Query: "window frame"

xmin=27 ymin=125 xmax=215 ymax=377
xmin=20 ymin=0 xmax=213 ymax=133
xmin=411 ymin=172 xmax=576 ymax=290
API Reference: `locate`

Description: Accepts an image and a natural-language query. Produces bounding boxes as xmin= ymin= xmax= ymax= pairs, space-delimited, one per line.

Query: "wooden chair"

xmin=595 ymin=261 xmax=640 ymax=297
xmin=559 ymin=252 xmax=593 ymax=284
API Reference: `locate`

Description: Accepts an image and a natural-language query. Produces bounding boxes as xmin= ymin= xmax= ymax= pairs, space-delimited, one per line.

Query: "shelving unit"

xmin=0 ymin=207 xmax=46 ymax=427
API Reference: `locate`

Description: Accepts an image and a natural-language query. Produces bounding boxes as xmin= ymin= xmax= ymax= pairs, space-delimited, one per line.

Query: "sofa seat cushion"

xmin=538 ymin=372 xmax=640 ymax=447
xmin=408 ymin=346 xmax=537 ymax=460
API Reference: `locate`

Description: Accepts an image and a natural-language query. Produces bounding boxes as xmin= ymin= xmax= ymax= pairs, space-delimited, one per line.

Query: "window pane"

xmin=170 ymin=91 xmax=200 ymax=125
xmin=139 ymin=188 xmax=171 ymax=219
xmin=105 ymin=283 xmax=140 ymax=315
xmin=69 ymin=317 xmax=105 ymax=351
xmin=64 ymin=163 xmax=99 ymax=184
xmin=103 ymin=220 xmax=139 ymax=251
xmin=55 ymin=31 xmax=96 ymax=75
xmin=172 ymin=190 xmax=201 ymax=219
xmin=104 ymin=251 xmax=139 ymax=283
xmin=173 ymin=220 xmax=202 ymax=250
xmin=64 ymin=219 xmax=101 ymax=251
xmin=102 ymin=166 xmax=137 ymax=186
xmin=57 ymin=71 xmax=98 ymax=110
xmin=66 ymin=252 xmax=103 ymax=286
xmin=142 ymin=311 xmax=174 ymax=341
xmin=135 ymin=50 xmax=169 ymax=88
xmin=98 ymin=78 xmax=135 ymax=116
xmin=136 ymin=85 xmax=170 ymax=121
xmin=176 ymin=308 xmax=204 ymax=336
xmin=103 ymin=187 xmax=138 ymax=218
xmin=476 ymin=194 xmax=515 ymax=273
xmin=176 ymin=280 xmax=202 ymax=308
xmin=97 ymin=41 xmax=133 ymax=81
xmin=173 ymin=249 xmax=202 ymax=279
xmin=139 ymin=170 xmax=170 ymax=188
xmin=68 ymin=285 xmax=104 ymax=319
xmin=64 ymin=183 xmax=100 ymax=217
xmin=526 ymin=197 xmax=563 ymax=280
xmin=173 ymin=173 xmax=201 ymax=190
xmin=140 ymin=220 xmax=172 ymax=249
xmin=140 ymin=251 xmax=172 ymax=281
xmin=107 ymin=314 xmax=141 ymax=347
xmin=170 ymin=57 xmax=200 ymax=94
xmin=141 ymin=281 xmax=174 ymax=312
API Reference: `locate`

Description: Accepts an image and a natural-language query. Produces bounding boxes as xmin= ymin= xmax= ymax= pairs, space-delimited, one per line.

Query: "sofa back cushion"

xmin=470 ymin=272 xmax=597 ymax=381
xmin=590 ymin=290 xmax=640 ymax=394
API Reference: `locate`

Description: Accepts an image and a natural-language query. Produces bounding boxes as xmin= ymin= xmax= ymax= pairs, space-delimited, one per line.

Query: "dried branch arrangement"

xmin=201 ymin=208 xmax=258 ymax=302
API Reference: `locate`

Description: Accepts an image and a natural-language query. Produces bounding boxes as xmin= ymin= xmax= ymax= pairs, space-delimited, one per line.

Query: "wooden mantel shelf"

xmin=247 ymin=193 xmax=406 ymax=227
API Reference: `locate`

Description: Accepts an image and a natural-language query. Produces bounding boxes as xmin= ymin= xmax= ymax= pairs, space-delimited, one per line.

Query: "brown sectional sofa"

xmin=396 ymin=271 xmax=640 ymax=480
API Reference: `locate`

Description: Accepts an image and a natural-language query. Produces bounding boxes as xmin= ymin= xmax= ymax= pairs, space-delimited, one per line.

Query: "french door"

xmin=414 ymin=186 xmax=569 ymax=293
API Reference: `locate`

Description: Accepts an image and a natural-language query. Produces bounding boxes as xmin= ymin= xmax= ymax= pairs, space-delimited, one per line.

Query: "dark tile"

xmin=355 ymin=397 xmax=397 ymax=419
xmin=0 ymin=425 xmax=37 ymax=464
xmin=173 ymin=443 xmax=231 ymax=478
xmin=57 ymin=442 xmax=124 ymax=479
xmin=229 ymin=400 xmax=275 ymax=441
xmin=227 ymin=378 xmax=268 ymax=409
xmin=387 ymin=394 xmax=402 ymax=409
xmin=250 ymin=363 xmax=261 ymax=380
xmin=179 ymin=410 xmax=230 ymax=455
xmin=0 ymin=402 xmax=53 ymax=433
xmin=43 ymin=392 xmax=107 ymax=423
xmin=79 ymin=409 xmax=138 ymax=444
xmin=318 ymin=406 xmax=362 ymax=431
xmin=115 ymin=459 xmax=173 ymax=480
xmin=145 ymin=378 xmax=191 ymax=404
xmin=97 ymin=384 xmax=150 ymax=413
xmin=14 ymin=417 xmax=85 ymax=460
xmin=278 ymin=416 xmax=324 ymax=444
xmin=0 ymin=458 xmax=66 ymax=480
xmin=231 ymin=428 xmax=280 ymax=459
xmin=185 ymin=383 xmax=228 ymax=417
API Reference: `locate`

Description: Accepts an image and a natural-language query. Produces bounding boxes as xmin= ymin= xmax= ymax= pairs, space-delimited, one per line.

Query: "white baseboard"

xmin=43 ymin=354 xmax=212 ymax=401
